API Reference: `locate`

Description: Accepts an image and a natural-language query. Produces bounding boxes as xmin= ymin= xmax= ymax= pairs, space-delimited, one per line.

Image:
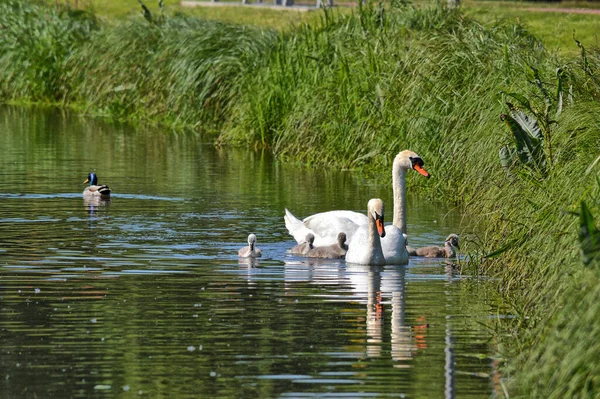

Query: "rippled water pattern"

xmin=0 ymin=107 xmax=501 ymax=398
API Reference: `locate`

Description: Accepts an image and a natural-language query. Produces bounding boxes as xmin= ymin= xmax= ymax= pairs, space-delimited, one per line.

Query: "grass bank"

xmin=1 ymin=1 xmax=600 ymax=396
xmin=40 ymin=0 xmax=600 ymax=57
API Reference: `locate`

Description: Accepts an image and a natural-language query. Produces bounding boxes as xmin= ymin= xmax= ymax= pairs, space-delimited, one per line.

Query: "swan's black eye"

xmin=410 ymin=157 xmax=424 ymax=168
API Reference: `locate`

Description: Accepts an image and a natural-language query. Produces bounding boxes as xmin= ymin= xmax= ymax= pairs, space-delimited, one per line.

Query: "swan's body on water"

xmin=345 ymin=199 xmax=387 ymax=266
xmin=284 ymin=150 xmax=430 ymax=264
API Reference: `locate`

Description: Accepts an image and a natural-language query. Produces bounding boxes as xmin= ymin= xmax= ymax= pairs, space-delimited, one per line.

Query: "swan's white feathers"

xmin=381 ymin=226 xmax=408 ymax=265
xmin=345 ymin=199 xmax=386 ymax=266
xmin=283 ymin=150 xmax=429 ymax=264
xmin=285 ymin=209 xmax=366 ymax=247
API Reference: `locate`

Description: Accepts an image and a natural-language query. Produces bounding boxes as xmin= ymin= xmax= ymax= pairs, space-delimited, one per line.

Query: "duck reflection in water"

xmin=84 ymin=196 xmax=110 ymax=216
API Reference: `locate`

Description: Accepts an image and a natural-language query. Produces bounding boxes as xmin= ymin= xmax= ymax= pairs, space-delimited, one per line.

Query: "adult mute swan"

xmin=284 ymin=150 xmax=430 ymax=263
xmin=83 ymin=172 xmax=111 ymax=199
xmin=238 ymin=234 xmax=262 ymax=258
xmin=345 ymin=198 xmax=387 ymax=265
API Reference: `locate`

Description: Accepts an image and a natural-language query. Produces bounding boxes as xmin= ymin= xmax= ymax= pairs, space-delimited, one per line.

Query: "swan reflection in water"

xmin=238 ymin=256 xmax=261 ymax=269
xmin=281 ymin=258 xmax=418 ymax=363
xmin=233 ymin=250 xmax=505 ymax=398
xmin=346 ymin=264 xmax=416 ymax=362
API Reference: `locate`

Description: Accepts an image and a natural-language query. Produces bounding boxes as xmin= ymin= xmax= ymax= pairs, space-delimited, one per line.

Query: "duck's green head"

xmin=84 ymin=172 xmax=98 ymax=186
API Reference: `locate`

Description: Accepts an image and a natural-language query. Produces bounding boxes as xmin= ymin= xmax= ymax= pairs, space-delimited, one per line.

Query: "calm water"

xmin=0 ymin=107 xmax=503 ymax=398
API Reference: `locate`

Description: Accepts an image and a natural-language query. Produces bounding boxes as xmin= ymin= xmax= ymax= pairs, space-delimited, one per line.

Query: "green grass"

xmin=464 ymin=1 xmax=600 ymax=57
xmin=44 ymin=0 xmax=329 ymax=29
xmin=42 ymin=0 xmax=600 ymax=57
xmin=2 ymin=1 xmax=600 ymax=397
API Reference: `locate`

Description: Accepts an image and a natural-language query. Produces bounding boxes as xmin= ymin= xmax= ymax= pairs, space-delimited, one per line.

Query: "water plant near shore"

xmin=1 ymin=0 xmax=600 ymax=396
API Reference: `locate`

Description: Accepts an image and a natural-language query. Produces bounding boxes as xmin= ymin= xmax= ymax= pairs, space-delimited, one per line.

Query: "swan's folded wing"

xmin=304 ymin=210 xmax=367 ymax=226
xmin=381 ymin=226 xmax=409 ymax=265
xmin=284 ymin=208 xmax=315 ymax=244
xmin=302 ymin=211 xmax=367 ymax=244
xmin=345 ymin=226 xmax=370 ymax=264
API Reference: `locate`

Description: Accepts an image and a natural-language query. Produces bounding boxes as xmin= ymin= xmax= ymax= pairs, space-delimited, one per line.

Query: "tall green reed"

xmin=0 ymin=1 xmax=99 ymax=102
xmin=1 ymin=2 xmax=600 ymax=396
xmin=224 ymin=4 xmax=600 ymax=396
xmin=69 ymin=15 xmax=276 ymax=129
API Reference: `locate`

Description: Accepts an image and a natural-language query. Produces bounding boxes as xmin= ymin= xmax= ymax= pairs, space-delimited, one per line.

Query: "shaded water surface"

xmin=0 ymin=107 xmax=503 ymax=398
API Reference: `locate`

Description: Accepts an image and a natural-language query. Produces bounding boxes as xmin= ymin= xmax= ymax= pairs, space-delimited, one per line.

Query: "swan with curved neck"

xmin=283 ymin=150 xmax=429 ymax=264
xmin=391 ymin=150 xmax=430 ymax=234
xmin=345 ymin=199 xmax=387 ymax=265
xmin=380 ymin=150 xmax=429 ymax=264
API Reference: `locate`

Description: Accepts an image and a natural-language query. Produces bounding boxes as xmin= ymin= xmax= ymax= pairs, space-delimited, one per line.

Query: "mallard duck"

xmin=83 ymin=172 xmax=111 ymax=199
xmin=238 ymin=234 xmax=262 ymax=258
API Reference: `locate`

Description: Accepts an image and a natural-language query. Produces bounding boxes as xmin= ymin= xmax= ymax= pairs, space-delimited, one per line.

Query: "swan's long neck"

xmin=392 ymin=162 xmax=407 ymax=234
xmin=369 ymin=213 xmax=384 ymax=257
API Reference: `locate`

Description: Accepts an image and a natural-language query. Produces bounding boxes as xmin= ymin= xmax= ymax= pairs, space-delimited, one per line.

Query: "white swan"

xmin=238 ymin=234 xmax=262 ymax=258
xmin=284 ymin=209 xmax=366 ymax=247
xmin=345 ymin=198 xmax=387 ymax=265
xmin=283 ymin=150 xmax=430 ymax=263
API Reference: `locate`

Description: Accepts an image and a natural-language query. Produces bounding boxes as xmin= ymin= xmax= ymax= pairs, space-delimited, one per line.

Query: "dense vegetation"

xmin=1 ymin=0 xmax=600 ymax=396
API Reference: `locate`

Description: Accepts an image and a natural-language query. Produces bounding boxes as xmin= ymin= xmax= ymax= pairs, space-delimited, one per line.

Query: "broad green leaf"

xmin=500 ymin=109 xmax=545 ymax=172
xmin=509 ymin=105 xmax=543 ymax=141
xmin=579 ymin=201 xmax=600 ymax=267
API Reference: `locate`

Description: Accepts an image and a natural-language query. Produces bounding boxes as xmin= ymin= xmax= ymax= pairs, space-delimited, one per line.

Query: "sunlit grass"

xmin=2 ymin=3 xmax=600 ymax=396
xmin=179 ymin=4 xmax=342 ymax=30
xmin=464 ymin=1 xmax=600 ymax=56
xmin=42 ymin=0 xmax=600 ymax=56
xmin=43 ymin=0 xmax=337 ymax=29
